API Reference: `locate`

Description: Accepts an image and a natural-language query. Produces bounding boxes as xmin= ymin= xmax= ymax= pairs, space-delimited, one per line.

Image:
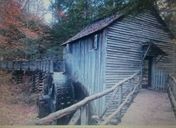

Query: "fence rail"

xmin=34 ymin=71 xmax=141 ymax=125
xmin=168 ymin=74 xmax=176 ymax=116
xmin=0 ymin=60 xmax=63 ymax=73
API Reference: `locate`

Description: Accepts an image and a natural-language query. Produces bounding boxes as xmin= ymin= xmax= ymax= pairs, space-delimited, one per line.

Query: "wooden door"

xmin=152 ymin=65 xmax=168 ymax=91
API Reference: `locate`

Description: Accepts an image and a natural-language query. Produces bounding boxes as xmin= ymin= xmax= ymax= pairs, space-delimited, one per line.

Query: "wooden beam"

xmin=33 ymin=71 xmax=140 ymax=125
xmin=80 ymin=105 xmax=88 ymax=125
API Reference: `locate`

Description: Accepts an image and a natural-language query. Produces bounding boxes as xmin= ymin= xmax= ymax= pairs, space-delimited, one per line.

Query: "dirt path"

xmin=120 ymin=89 xmax=176 ymax=125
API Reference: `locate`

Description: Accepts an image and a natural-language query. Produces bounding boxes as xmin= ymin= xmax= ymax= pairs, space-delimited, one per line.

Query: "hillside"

xmin=0 ymin=71 xmax=37 ymax=125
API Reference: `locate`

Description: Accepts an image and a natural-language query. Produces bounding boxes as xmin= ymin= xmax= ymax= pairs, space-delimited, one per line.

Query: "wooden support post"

xmin=168 ymin=75 xmax=176 ymax=116
xmin=119 ymin=85 xmax=123 ymax=117
xmin=100 ymin=84 xmax=120 ymax=118
xmin=80 ymin=105 xmax=88 ymax=125
xmin=129 ymin=79 xmax=132 ymax=91
xmin=101 ymin=83 xmax=140 ymax=125
xmin=169 ymin=86 xmax=176 ymax=116
xmin=119 ymin=85 xmax=122 ymax=104
xmin=38 ymin=72 xmax=44 ymax=92
xmin=68 ymin=109 xmax=81 ymax=125
xmin=138 ymin=75 xmax=141 ymax=92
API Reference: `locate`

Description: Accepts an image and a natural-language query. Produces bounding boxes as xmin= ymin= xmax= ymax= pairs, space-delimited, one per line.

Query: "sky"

xmin=43 ymin=0 xmax=53 ymax=24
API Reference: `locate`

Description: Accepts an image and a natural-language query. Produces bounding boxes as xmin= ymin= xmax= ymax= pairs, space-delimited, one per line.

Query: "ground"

xmin=0 ymin=71 xmax=38 ymax=125
xmin=120 ymin=89 xmax=176 ymax=125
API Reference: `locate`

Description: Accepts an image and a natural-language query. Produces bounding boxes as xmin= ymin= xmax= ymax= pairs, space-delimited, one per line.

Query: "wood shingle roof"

xmin=62 ymin=14 xmax=123 ymax=45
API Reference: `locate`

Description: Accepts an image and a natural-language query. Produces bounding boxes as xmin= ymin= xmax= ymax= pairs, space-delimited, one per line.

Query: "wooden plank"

xmin=80 ymin=106 xmax=88 ymax=125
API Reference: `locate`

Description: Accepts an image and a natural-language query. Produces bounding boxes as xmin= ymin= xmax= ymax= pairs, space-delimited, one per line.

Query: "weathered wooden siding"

xmin=63 ymin=8 xmax=175 ymax=117
xmin=64 ymin=32 xmax=106 ymax=115
xmin=152 ymin=64 xmax=168 ymax=90
xmin=105 ymin=18 xmax=143 ymax=116
xmin=105 ymin=9 xmax=175 ymax=115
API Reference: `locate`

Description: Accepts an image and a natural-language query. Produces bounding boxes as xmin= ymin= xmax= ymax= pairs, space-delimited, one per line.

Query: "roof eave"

xmin=61 ymin=14 xmax=124 ymax=46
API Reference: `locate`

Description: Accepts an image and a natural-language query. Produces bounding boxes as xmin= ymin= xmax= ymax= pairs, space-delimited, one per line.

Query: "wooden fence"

xmin=0 ymin=60 xmax=63 ymax=73
xmin=168 ymin=75 xmax=176 ymax=116
xmin=34 ymin=71 xmax=141 ymax=125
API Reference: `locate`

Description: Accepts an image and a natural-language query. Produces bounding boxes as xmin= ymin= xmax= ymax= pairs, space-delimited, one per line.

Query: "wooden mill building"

xmin=62 ymin=7 xmax=176 ymax=116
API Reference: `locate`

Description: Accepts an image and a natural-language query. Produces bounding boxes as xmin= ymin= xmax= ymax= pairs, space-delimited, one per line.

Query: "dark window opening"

xmin=91 ymin=34 xmax=99 ymax=50
xmin=66 ymin=44 xmax=72 ymax=53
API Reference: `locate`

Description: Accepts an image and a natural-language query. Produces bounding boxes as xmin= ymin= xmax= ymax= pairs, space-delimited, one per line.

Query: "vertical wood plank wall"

xmin=152 ymin=64 xmax=168 ymax=90
xmin=64 ymin=32 xmax=106 ymax=115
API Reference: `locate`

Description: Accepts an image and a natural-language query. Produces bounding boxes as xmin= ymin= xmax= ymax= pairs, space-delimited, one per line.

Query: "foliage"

xmin=52 ymin=0 xmax=94 ymax=42
xmin=50 ymin=0 xmax=176 ymax=55
xmin=51 ymin=0 xmax=157 ymax=45
xmin=0 ymin=0 xmax=175 ymax=60
xmin=0 ymin=0 xmax=54 ymax=60
xmin=156 ymin=0 xmax=176 ymax=36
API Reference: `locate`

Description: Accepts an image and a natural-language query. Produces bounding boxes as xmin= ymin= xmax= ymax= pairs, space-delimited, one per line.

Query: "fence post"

xmin=80 ymin=105 xmax=88 ymax=125
xmin=138 ymin=74 xmax=141 ymax=92
xmin=119 ymin=85 xmax=123 ymax=104
xmin=119 ymin=85 xmax=123 ymax=116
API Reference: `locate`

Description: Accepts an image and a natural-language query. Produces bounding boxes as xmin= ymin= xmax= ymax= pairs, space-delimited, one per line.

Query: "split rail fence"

xmin=34 ymin=71 xmax=142 ymax=125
